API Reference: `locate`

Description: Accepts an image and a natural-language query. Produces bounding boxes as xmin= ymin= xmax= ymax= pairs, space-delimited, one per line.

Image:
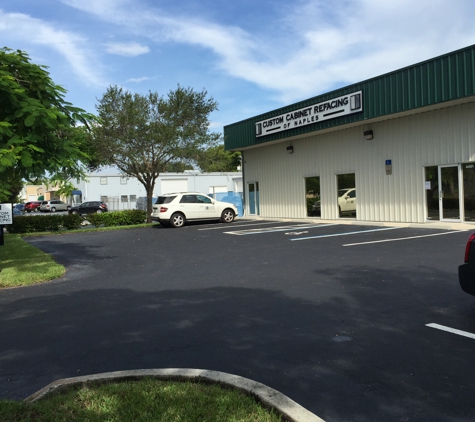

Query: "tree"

xmin=93 ymin=85 xmax=220 ymax=222
xmin=195 ymin=144 xmax=241 ymax=172
xmin=0 ymin=48 xmax=97 ymax=202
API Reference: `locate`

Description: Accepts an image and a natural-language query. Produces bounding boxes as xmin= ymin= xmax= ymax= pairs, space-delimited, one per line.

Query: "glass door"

xmin=248 ymin=182 xmax=260 ymax=215
xmin=439 ymin=165 xmax=461 ymax=221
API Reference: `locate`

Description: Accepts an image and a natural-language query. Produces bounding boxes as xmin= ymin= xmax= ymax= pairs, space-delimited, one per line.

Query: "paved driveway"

xmin=1 ymin=221 xmax=475 ymax=421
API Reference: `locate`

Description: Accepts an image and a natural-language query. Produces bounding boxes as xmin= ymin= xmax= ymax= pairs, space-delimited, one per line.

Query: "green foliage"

xmin=93 ymin=85 xmax=220 ymax=221
xmin=0 ymin=48 xmax=98 ymax=202
xmin=8 ymin=211 xmax=147 ymax=233
xmin=86 ymin=210 xmax=147 ymax=227
xmin=8 ymin=214 xmax=81 ymax=233
xmin=195 ymin=144 xmax=241 ymax=172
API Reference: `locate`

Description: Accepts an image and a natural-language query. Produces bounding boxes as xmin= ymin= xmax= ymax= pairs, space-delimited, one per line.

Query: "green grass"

xmin=0 ymin=234 xmax=65 ymax=288
xmin=0 ymin=379 xmax=283 ymax=422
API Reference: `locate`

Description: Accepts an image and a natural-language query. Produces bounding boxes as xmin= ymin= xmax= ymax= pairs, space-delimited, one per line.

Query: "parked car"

xmin=24 ymin=201 xmax=42 ymax=212
xmin=39 ymin=200 xmax=71 ymax=212
xmin=136 ymin=197 xmax=156 ymax=211
xmin=13 ymin=206 xmax=22 ymax=216
xmin=14 ymin=203 xmax=25 ymax=213
xmin=338 ymin=188 xmax=356 ymax=215
xmin=151 ymin=192 xmax=238 ymax=228
xmin=458 ymin=233 xmax=475 ymax=297
xmin=69 ymin=201 xmax=108 ymax=215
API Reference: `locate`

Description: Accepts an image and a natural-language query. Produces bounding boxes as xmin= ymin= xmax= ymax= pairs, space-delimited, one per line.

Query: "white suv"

xmin=151 ymin=192 xmax=238 ymax=228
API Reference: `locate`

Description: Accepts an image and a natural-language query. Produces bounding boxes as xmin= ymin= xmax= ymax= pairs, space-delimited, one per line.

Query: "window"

xmin=130 ymin=195 xmax=137 ymax=202
xmin=305 ymin=176 xmax=320 ymax=217
xmin=120 ymin=177 xmax=127 ymax=185
xmin=100 ymin=177 xmax=107 ymax=185
xmin=121 ymin=195 xmax=128 ymax=203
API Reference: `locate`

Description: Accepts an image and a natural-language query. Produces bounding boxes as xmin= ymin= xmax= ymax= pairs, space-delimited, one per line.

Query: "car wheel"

xmin=67 ymin=206 xmax=71 ymax=211
xmin=170 ymin=212 xmax=185 ymax=228
xmin=51 ymin=207 xmax=56 ymax=212
xmin=96 ymin=209 xmax=102 ymax=214
xmin=338 ymin=206 xmax=342 ymax=217
xmin=26 ymin=210 xmax=31 ymax=213
xmin=221 ymin=208 xmax=235 ymax=223
xmin=72 ymin=210 xmax=79 ymax=215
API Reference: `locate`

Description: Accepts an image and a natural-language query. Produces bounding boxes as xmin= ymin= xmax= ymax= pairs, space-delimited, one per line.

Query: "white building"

xmin=224 ymin=44 xmax=475 ymax=225
xmin=73 ymin=171 xmax=243 ymax=215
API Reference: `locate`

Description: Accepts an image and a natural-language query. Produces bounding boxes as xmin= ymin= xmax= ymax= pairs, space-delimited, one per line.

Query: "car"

xmin=24 ymin=201 xmax=42 ymax=212
xmin=310 ymin=189 xmax=356 ymax=215
xmin=69 ymin=201 xmax=108 ymax=215
xmin=458 ymin=233 xmax=475 ymax=297
xmin=13 ymin=206 xmax=22 ymax=216
xmin=14 ymin=203 xmax=25 ymax=213
xmin=136 ymin=197 xmax=156 ymax=211
xmin=39 ymin=200 xmax=71 ymax=212
xmin=151 ymin=192 xmax=238 ymax=228
xmin=338 ymin=188 xmax=356 ymax=215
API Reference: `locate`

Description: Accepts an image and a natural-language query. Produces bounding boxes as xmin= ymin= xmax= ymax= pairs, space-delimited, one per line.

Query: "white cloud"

xmin=60 ymin=0 xmax=475 ymax=103
xmin=127 ymin=76 xmax=154 ymax=83
xmin=104 ymin=42 xmax=150 ymax=57
xmin=0 ymin=10 xmax=106 ymax=87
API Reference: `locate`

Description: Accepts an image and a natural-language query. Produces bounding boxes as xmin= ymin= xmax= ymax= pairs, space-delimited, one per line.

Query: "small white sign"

xmin=425 ymin=181 xmax=431 ymax=190
xmin=0 ymin=203 xmax=13 ymax=225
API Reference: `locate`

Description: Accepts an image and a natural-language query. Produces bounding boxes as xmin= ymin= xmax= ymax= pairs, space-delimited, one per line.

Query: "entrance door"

xmin=439 ymin=165 xmax=461 ymax=221
xmin=248 ymin=182 xmax=260 ymax=215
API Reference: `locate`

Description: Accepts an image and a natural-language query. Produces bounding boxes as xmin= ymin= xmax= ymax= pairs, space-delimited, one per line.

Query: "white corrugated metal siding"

xmin=243 ymin=102 xmax=475 ymax=223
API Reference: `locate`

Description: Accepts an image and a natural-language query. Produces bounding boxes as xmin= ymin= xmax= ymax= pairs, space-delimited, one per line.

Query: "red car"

xmin=24 ymin=201 xmax=42 ymax=212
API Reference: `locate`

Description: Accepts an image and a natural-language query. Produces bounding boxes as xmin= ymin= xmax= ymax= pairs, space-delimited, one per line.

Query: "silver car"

xmin=39 ymin=200 xmax=71 ymax=212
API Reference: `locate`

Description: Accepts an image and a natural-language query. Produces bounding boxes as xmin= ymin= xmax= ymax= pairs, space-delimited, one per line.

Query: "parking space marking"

xmin=199 ymin=221 xmax=284 ymax=231
xmin=426 ymin=323 xmax=475 ymax=340
xmin=343 ymin=230 xmax=468 ymax=246
xmin=289 ymin=226 xmax=401 ymax=241
xmin=225 ymin=223 xmax=338 ymax=235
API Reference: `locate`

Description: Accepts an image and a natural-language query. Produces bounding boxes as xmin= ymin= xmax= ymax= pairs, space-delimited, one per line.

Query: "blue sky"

xmin=2 ymin=0 xmax=475 ymax=133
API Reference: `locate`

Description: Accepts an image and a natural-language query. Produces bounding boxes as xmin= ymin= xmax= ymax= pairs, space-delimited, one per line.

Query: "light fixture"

xmin=364 ymin=130 xmax=373 ymax=140
xmin=286 ymin=145 xmax=294 ymax=154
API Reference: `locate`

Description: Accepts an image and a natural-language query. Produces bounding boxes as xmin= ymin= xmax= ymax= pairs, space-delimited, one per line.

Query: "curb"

xmin=24 ymin=368 xmax=325 ymax=422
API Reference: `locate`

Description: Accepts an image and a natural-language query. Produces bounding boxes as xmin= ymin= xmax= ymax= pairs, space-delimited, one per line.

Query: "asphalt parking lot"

xmin=1 ymin=220 xmax=475 ymax=421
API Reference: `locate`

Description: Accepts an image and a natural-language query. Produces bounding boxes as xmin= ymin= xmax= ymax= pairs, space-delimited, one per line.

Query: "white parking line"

xmin=426 ymin=323 xmax=475 ymax=340
xmin=343 ymin=230 xmax=468 ymax=246
xmin=199 ymin=221 xmax=281 ymax=231
xmin=225 ymin=223 xmax=338 ymax=235
xmin=289 ymin=227 xmax=401 ymax=241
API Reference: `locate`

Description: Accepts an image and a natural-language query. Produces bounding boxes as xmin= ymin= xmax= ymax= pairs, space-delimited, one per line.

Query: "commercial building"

xmin=224 ymin=44 xmax=475 ymax=224
xmin=73 ymin=171 xmax=244 ymax=215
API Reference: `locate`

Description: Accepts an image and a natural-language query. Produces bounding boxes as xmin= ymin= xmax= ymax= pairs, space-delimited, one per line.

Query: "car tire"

xmin=67 ymin=206 xmax=71 ymax=211
xmin=72 ymin=210 xmax=79 ymax=215
xmin=96 ymin=209 xmax=102 ymax=214
xmin=170 ymin=212 xmax=185 ymax=228
xmin=338 ymin=206 xmax=342 ymax=217
xmin=26 ymin=210 xmax=31 ymax=213
xmin=51 ymin=207 xmax=56 ymax=212
xmin=221 ymin=208 xmax=235 ymax=223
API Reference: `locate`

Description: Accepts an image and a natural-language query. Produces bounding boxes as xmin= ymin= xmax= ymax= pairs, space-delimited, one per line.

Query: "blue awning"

xmin=72 ymin=190 xmax=82 ymax=195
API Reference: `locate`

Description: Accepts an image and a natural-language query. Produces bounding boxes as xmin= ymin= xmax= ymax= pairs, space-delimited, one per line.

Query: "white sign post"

xmin=0 ymin=203 xmax=13 ymax=246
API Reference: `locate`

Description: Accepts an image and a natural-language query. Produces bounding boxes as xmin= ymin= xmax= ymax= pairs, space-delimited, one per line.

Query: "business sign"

xmin=256 ymin=91 xmax=363 ymax=137
xmin=0 ymin=204 xmax=13 ymax=225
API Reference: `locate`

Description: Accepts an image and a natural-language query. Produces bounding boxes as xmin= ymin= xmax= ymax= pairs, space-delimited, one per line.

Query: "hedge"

xmin=7 ymin=210 xmax=147 ymax=234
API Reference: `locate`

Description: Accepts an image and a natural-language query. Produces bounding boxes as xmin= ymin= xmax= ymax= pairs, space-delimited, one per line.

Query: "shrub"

xmin=87 ymin=210 xmax=147 ymax=227
xmin=7 ymin=210 xmax=147 ymax=233
xmin=8 ymin=215 xmax=82 ymax=233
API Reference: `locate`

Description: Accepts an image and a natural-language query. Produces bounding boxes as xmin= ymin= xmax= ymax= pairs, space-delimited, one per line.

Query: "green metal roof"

xmin=224 ymin=44 xmax=475 ymax=150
